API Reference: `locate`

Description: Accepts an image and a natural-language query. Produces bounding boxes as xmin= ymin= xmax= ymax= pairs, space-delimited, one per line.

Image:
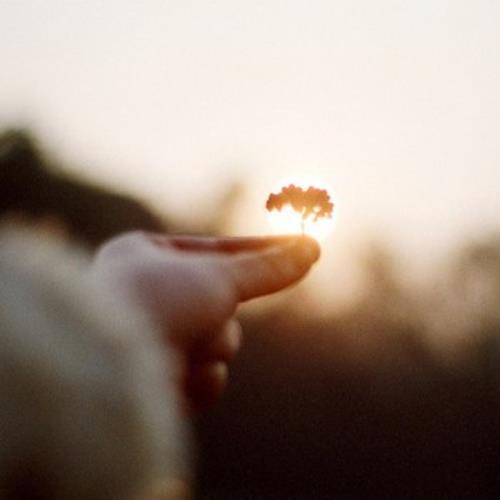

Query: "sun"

xmin=266 ymin=176 xmax=336 ymax=242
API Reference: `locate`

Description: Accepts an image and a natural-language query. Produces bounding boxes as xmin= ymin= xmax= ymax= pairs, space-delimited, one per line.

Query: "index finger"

xmin=221 ymin=236 xmax=321 ymax=301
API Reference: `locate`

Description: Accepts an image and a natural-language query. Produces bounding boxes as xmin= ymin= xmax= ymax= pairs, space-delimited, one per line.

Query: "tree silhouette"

xmin=266 ymin=184 xmax=334 ymax=234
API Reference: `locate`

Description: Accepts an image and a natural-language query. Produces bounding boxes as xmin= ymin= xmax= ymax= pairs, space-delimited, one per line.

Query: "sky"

xmin=1 ymin=0 xmax=499 ymax=303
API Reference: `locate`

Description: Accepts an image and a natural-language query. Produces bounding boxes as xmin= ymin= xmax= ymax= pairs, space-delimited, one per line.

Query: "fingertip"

xmin=226 ymin=235 xmax=321 ymax=301
xmin=190 ymin=321 xmax=243 ymax=363
xmin=293 ymin=235 xmax=321 ymax=263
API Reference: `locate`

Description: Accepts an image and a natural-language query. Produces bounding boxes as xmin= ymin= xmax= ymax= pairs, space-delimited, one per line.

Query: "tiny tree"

xmin=266 ymin=184 xmax=334 ymax=235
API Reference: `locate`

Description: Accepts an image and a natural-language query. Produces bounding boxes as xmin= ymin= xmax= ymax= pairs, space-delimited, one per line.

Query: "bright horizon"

xmin=1 ymin=0 xmax=499 ymax=302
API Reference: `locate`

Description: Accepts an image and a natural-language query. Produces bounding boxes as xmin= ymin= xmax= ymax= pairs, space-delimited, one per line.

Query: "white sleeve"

xmin=0 ymin=228 xmax=191 ymax=500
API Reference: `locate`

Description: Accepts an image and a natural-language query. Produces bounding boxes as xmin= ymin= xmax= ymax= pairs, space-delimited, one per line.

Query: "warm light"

xmin=266 ymin=176 xmax=336 ymax=242
xmin=267 ymin=205 xmax=333 ymax=241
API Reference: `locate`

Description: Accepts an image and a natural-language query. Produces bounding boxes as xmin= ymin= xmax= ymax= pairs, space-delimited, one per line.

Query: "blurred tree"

xmin=454 ymin=235 xmax=500 ymax=312
xmin=0 ymin=129 xmax=167 ymax=248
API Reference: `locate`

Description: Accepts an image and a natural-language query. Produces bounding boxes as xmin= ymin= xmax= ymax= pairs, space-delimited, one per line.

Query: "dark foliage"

xmin=0 ymin=129 xmax=166 ymax=248
xmin=195 ymin=245 xmax=500 ymax=499
xmin=195 ymin=313 xmax=500 ymax=499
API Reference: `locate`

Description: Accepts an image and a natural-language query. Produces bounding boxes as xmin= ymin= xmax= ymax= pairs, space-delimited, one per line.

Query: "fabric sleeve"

xmin=0 ymin=228 xmax=190 ymax=500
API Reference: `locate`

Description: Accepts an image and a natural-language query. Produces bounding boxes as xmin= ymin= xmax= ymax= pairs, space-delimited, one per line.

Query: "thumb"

xmin=222 ymin=236 xmax=320 ymax=301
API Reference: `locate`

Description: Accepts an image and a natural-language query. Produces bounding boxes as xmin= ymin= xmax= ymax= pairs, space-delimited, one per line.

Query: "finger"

xmin=190 ymin=320 xmax=243 ymax=363
xmin=151 ymin=233 xmax=304 ymax=254
xmin=225 ymin=236 xmax=320 ymax=301
xmin=184 ymin=361 xmax=228 ymax=413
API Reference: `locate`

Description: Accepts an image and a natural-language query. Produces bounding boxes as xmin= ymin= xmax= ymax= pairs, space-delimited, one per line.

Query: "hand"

xmin=92 ymin=232 xmax=320 ymax=412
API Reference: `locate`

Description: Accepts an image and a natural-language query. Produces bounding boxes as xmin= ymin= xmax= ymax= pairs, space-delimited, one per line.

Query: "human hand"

xmin=93 ymin=232 xmax=320 ymax=412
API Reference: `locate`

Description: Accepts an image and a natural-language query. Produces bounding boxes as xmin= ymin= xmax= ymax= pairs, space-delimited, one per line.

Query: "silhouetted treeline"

xmin=3 ymin=128 xmax=500 ymax=498
xmin=0 ymin=129 xmax=166 ymax=248
xmin=194 ymin=242 xmax=500 ymax=499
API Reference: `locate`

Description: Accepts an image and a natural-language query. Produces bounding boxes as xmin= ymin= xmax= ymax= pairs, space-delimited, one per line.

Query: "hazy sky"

xmin=1 ymin=1 xmax=499 ymax=279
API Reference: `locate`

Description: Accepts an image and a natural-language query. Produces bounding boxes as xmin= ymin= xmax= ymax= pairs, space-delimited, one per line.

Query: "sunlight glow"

xmin=266 ymin=176 xmax=336 ymax=242
xmin=267 ymin=205 xmax=333 ymax=241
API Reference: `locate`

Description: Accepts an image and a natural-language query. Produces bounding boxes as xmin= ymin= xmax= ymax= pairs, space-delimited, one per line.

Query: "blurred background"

xmin=1 ymin=1 xmax=500 ymax=498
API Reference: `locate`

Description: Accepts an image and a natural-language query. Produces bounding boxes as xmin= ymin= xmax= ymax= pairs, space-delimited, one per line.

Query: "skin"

xmin=93 ymin=232 xmax=321 ymax=412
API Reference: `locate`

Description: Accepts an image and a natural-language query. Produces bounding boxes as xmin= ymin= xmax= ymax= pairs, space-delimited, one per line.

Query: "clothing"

xmin=0 ymin=228 xmax=189 ymax=499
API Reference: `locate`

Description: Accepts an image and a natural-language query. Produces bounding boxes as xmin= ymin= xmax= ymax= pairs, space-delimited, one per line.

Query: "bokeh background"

xmin=1 ymin=1 xmax=500 ymax=498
